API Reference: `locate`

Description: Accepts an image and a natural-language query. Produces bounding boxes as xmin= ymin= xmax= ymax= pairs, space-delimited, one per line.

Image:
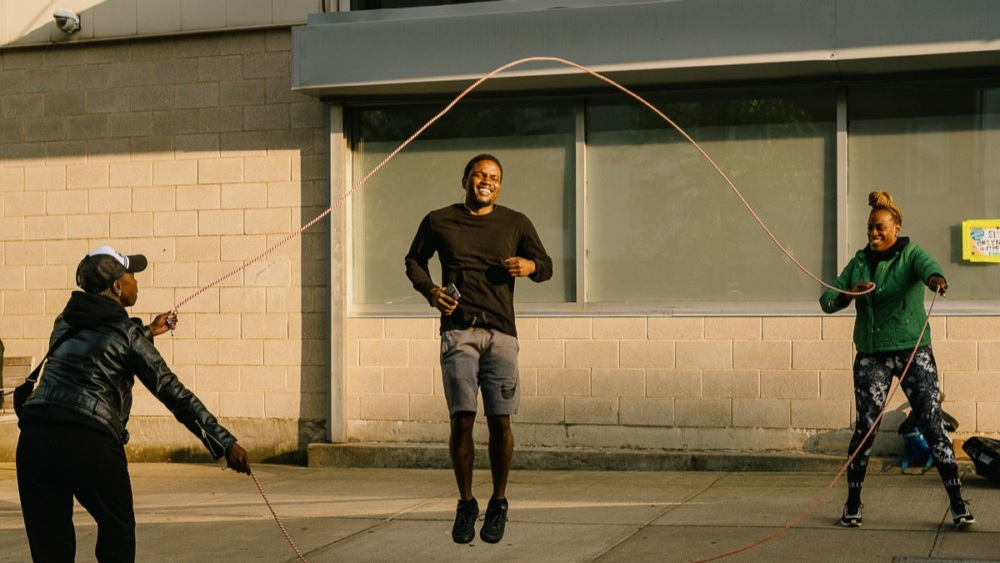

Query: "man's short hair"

xmin=463 ymin=154 xmax=503 ymax=181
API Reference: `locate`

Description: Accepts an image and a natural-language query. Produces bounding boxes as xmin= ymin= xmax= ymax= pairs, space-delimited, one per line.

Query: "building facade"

xmin=2 ymin=0 xmax=999 ymax=462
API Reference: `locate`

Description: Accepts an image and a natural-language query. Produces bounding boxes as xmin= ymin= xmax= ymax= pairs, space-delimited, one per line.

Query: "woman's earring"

xmin=115 ymin=287 xmax=121 ymax=297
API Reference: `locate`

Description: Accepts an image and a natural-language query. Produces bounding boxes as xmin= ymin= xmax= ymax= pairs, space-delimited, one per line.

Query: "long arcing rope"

xmin=169 ymin=56 xmax=890 ymax=561
xmin=170 ymin=56 xmax=872 ymax=313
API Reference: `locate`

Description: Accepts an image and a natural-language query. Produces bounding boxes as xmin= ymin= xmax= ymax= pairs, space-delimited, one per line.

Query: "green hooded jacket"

xmin=819 ymin=239 xmax=944 ymax=354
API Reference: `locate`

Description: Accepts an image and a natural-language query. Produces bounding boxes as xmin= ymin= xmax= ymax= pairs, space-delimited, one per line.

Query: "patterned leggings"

xmin=847 ymin=346 xmax=959 ymax=488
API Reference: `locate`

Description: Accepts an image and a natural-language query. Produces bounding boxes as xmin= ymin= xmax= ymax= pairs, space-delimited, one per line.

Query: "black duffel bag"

xmin=962 ymin=436 xmax=1000 ymax=483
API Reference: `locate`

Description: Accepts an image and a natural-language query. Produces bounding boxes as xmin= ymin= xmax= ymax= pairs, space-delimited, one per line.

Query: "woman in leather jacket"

xmin=819 ymin=192 xmax=973 ymax=529
xmin=16 ymin=246 xmax=251 ymax=562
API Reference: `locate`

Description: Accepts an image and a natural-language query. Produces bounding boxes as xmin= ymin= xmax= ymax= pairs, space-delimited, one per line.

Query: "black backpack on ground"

xmin=962 ymin=436 xmax=1000 ymax=483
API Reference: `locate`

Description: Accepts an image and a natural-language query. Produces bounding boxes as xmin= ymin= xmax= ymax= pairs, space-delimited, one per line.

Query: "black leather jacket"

xmin=20 ymin=292 xmax=236 ymax=459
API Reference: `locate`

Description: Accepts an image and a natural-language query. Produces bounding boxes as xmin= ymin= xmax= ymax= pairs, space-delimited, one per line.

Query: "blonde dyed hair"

xmin=868 ymin=190 xmax=903 ymax=226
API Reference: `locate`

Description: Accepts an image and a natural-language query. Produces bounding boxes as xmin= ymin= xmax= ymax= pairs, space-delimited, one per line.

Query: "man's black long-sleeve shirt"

xmin=405 ymin=203 xmax=552 ymax=338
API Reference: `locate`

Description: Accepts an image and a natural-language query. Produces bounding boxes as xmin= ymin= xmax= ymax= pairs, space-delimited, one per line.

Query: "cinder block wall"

xmin=0 ymin=28 xmax=329 ymax=462
xmin=3 ymin=23 xmax=998 ymax=461
xmin=346 ymin=315 xmax=1000 ymax=453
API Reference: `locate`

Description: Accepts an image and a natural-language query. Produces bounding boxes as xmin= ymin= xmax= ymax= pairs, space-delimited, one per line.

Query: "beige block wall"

xmin=347 ymin=315 xmax=1000 ymax=453
xmin=1 ymin=0 xmax=322 ymax=47
xmin=0 ymin=28 xmax=328 ymax=461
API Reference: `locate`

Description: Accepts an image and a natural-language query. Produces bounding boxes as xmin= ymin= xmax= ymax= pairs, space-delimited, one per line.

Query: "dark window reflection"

xmin=352 ymin=0 xmax=499 ymax=9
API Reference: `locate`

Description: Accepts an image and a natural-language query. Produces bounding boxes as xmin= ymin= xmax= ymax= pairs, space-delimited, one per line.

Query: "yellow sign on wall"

xmin=962 ymin=220 xmax=1000 ymax=262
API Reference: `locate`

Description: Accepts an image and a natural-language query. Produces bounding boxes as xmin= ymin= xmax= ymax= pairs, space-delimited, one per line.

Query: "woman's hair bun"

xmin=868 ymin=190 xmax=893 ymax=209
xmin=867 ymin=190 xmax=903 ymax=225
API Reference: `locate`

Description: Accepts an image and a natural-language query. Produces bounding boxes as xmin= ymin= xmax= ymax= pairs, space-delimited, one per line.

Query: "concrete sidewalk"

xmin=0 ymin=461 xmax=997 ymax=563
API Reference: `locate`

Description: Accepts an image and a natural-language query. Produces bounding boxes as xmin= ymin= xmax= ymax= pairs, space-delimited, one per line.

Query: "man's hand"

xmin=428 ymin=287 xmax=459 ymax=315
xmin=225 ymin=443 xmax=251 ymax=475
xmin=149 ymin=310 xmax=178 ymax=337
xmin=505 ymin=257 xmax=536 ymax=278
xmin=928 ymin=275 xmax=948 ymax=296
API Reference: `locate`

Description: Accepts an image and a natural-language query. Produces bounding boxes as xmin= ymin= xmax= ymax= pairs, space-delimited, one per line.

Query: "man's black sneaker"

xmin=452 ymin=498 xmax=479 ymax=544
xmin=839 ymin=503 xmax=862 ymax=527
xmin=951 ymin=500 xmax=976 ymax=528
xmin=479 ymin=497 xmax=508 ymax=543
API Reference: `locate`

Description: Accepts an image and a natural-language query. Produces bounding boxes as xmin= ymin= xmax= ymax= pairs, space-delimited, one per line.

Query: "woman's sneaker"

xmin=452 ymin=498 xmax=479 ymax=544
xmin=840 ymin=504 xmax=863 ymax=527
xmin=479 ymin=497 xmax=509 ymax=543
xmin=951 ymin=500 xmax=976 ymax=528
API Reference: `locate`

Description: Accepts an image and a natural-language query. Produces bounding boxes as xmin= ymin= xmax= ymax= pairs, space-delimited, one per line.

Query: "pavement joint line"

xmin=592 ymin=471 xmax=731 ymax=561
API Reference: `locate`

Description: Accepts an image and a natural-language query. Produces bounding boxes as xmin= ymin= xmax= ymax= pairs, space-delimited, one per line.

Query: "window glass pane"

xmin=585 ymin=88 xmax=838 ymax=303
xmin=351 ymin=0 xmax=499 ymax=9
xmin=351 ymin=100 xmax=575 ymax=305
xmin=848 ymin=80 xmax=1000 ymax=300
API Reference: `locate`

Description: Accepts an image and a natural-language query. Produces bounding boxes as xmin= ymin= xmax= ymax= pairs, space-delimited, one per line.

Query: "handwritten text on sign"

xmin=963 ymin=220 xmax=1000 ymax=263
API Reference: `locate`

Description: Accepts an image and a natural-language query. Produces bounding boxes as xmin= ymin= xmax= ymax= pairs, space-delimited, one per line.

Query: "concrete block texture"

xmin=931 ymin=340 xmax=978 ymax=371
xmin=675 ymin=340 xmax=732 ymax=369
xmin=705 ymin=317 xmax=761 ymax=340
xmin=538 ymin=317 xmax=592 ymax=339
xmin=733 ymin=398 xmax=789 ymax=428
xmin=592 ymin=317 xmax=646 ymax=340
xmin=979 ymin=341 xmax=1000 ymax=371
xmin=976 ymin=402 xmax=1000 ymax=432
xmin=734 ymin=340 xmax=791 ymax=369
xmin=792 ymin=340 xmax=852 ymax=370
xmin=518 ymin=396 xmax=566 ymax=424
xmin=518 ymin=339 xmax=565 ymax=368
xmin=947 ymin=317 xmax=1000 ymax=340
xmin=675 ymin=398 xmax=731 ymax=428
xmin=537 ymin=368 xmax=591 ymax=397
xmin=648 ymin=317 xmax=703 ymax=340
xmin=566 ymin=397 xmax=619 ymax=425
xmin=0 ymin=28 xmax=330 ymax=461
xmin=646 ymin=369 xmax=702 ymax=398
xmin=591 ymin=368 xmax=645 ymax=397
xmin=619 ymin=397 xmax=673 ymax=426
xmin=620 ymin=340 xmax=674 ymax=368
xmin=760 ymin=369 xmax=820 ymax=399
xmin=791 ymin=399 xmax=851 ymax=430
xmin=944 ymin=371 xmax=1000 ymax=402
xmin=821 ymin=316 xmax=855 ymax=340
xmin=702 ymin=369 xmax=759 ymax=398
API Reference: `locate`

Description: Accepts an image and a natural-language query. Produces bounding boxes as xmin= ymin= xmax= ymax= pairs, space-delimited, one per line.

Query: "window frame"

xmin=343 ymin=80 xmax=1000 ymax=318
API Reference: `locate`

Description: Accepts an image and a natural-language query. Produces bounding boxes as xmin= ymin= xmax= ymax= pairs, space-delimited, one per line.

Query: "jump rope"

xmin=161 ymin=56 xmax=946 ymax=562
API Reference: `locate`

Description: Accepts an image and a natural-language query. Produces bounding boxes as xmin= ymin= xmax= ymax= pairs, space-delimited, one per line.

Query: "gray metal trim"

xmin=293 ymin=0 xmax=1000 ymax=100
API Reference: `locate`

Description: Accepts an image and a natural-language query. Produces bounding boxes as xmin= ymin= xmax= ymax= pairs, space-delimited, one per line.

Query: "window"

xmin=350 ymin=0 xmax=499 ymax=9
xmin=848 ymin=80 xmax=1000 ymax=300
xmin=348 ymin=79 xmax=1000 ymax=313
xmin=350 ymin=100 xmax=576 ymax=306
xmin=585 ymin=88 xmax=837 ymax=304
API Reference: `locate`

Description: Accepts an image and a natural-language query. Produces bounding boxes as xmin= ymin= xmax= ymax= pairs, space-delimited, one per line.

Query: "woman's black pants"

xmin=16 ymin=420 xmax=135 ymax=562
xmin=847 ymin=346 xmax=959 ymax=485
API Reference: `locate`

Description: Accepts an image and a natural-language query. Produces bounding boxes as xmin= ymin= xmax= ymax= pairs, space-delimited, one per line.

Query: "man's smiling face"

xmin=463 ymin=159 xmax=502 ymax=211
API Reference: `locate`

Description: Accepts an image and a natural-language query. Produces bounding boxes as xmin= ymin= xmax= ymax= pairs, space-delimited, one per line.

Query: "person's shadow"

xmin=802 ymin=403 xmax=911 ymax=466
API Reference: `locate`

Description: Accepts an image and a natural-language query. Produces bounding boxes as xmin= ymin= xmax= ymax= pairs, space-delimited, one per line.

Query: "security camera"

xmin=53 ymin=10 xmax=81 ymax=34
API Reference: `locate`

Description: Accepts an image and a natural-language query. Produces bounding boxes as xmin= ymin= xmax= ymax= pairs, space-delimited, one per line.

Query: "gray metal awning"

xmin=292 ymin=0 xmax=1000 ymax=101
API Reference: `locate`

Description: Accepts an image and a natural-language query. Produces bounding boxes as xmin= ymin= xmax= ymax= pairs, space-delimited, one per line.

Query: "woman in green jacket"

xmin=819 ymin=191 xmax=974 ymax=528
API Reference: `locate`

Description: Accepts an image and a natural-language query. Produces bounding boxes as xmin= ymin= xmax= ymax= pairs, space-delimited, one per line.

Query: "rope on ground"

xmin=691 ymin=291 xmax=940 ymax=563
xmin=250 ymin=471 xmax=309 ymax=562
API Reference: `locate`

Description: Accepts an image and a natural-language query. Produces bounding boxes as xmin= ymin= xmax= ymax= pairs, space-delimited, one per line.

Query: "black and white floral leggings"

xmin=847 ymin=346 xmax=959 ymax=487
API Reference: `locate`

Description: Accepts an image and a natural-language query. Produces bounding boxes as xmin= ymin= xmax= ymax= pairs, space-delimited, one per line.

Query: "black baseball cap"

xmin=76 ymin=246 xmax=148 ymax=293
